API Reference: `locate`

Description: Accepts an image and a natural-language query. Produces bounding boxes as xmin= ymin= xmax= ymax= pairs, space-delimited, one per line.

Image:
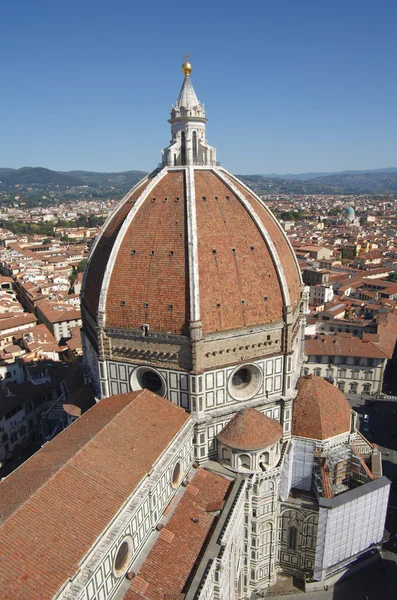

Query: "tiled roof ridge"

xmin=0 ymin=391 xmax=149 ymax=524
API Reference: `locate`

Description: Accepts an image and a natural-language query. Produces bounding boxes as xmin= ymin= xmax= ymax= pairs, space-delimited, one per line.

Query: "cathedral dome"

xmin=216 ymin=408 xmax=283 ymax=451
xmin=292 ymin=376 xmax=351 ymax=440
xmin=82 ymin=167 xmax=302 ymax=336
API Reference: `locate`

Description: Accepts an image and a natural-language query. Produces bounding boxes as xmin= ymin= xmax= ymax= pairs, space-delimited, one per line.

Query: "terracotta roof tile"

xmin=124 ymin=468 xmax=231 ymax=600
xmin=83 ymin=167 xmax=302 ymax=336
xmin=216 ymin=407 xmax=283 ymax=450
xmin=292 ymin=376 xmax=351 ymax=440
xmin=0 ymin=390 xmax=190 ymax=600
xmin=83 ymin=176 xmax=151 ymax=317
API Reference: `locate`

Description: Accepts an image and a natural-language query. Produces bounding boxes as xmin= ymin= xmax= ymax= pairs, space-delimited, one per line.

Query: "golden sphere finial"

xmin=181 ymin=53 xmax=192 ymax=76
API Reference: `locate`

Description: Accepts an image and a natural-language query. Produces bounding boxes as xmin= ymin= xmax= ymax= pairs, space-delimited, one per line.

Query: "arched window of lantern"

xmin=192 ymin=131 xmax=197 ymax=163
xmin=181 ymin=131 xmax=186 ymax=165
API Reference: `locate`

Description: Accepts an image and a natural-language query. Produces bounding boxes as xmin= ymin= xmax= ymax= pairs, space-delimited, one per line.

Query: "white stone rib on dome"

xmin=96 ymin=168 xmax=168 ymax=328
xmin=225 ymin=172 xmax=303 ymax=287
xmin=215 ymin=168 xmax=292 ymax=307
xmin=81 ymin=174 xmax=150 ymax=303
xmin=185 ymin=166 xmax=201 ymax=324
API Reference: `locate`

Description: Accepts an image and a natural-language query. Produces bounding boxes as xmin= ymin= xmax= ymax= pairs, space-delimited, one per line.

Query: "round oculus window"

xmin=171 ymin=461 xmax=182 ymax=488
xmin=130 ymin=367 xmax=166 ymax=397
xmin=113 ymin=537 xmax=133 ymax=578
xmin=228 ymin=364 xmax=263 ymax=401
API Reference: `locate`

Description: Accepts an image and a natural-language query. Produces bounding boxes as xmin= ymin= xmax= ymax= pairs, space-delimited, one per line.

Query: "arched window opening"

xmin=174 ymin=153 xmax=177 ymax=166
xmin=181 ymin=131 xmax=186 ymax=165
xmin=192 ymin=131 xmax=197 ymax=163
xmin=239 ymin=454 xmax=250 ymax=469
xmin=287 ymin=525 xmax=297 ymax=551
xmin=222 ymin=447 xmax=231 ymax=463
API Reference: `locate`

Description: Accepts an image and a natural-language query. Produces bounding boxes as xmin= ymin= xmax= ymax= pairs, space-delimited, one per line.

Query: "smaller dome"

xmin=344 ymin=206 xmax=355 ymax=215
xmin=217 ymin=408 xmax=283 ymax=451
xmin=292 ymin=376 xmax=351 ymax=440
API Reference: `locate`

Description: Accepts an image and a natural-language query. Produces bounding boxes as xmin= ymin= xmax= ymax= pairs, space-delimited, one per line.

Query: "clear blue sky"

xmin=1 ymin=0 xmax=396 ymax=174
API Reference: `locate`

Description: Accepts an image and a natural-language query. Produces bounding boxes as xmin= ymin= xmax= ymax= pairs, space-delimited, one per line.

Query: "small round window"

xmin=171 ymin=461 xmax=182 ymax=488
xmin=113 ymin=537 xmax=133 ymax=578
xmin=228 ymin=364 xmax=262 ymax=401
xmin=130 ymin=367 xmax=166 ymax=397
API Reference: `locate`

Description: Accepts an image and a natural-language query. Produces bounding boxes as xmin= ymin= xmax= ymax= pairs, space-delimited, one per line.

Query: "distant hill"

xmin=0 ymin=167 xmax=83 ymax=188
xmin=61 ymin=170 xmax=148 ymax=188
xmin=260 ymin=167 xmax=397 ymax=181
xmin=0 ymin=167 xmax=147 ymax=195
xmin=1 ymin=166 xmax=397 ymax=197
xmin=305 ymin=171 xmax=397 ymax=193
xmin=239 ymin=171 xmax=397 ymax=194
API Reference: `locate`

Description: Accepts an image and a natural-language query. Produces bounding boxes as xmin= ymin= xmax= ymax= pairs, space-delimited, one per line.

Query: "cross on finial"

xmin=183 ymin=53 xmax=190 ymax=61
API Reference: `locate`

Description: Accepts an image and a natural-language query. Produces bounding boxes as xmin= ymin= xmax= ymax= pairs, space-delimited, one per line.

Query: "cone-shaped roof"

xmin=177 ymin=75 xmax=199 ymax=108
xmin=216 ymin=408 xmax=283 ymax=451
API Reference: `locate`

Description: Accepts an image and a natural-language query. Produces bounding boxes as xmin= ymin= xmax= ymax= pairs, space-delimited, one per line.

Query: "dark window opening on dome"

xmin=168 ymin=304 xmax=174 ymax=310
xmin=141 ymin=371 xmax=162 ymax=394
xmin=264 ymin=296 xmax=268 ymax=302
xmin=250 ymin=245 xmax=254 ymax=250
xmin=232 ymin=368 xmax=251 ymax=389
xmin=241 ymin=299 xmax=245 ymax=304
xmin=202 ymin=196 xmax=206 ymax=200
xmin=131 ymin=249 xmax=136 ymax=255
xmin=169 ymin=250 xmax=174 ymax=256
xmin=150 ymin=250 xmax=155 ymax=256
xmin=232 ymin=248 xmax=236 ymax=253
xmin=175 ymin=196 xmax=179 ymax=201
xmin=144 ymin=303 xmax=149 ymax=308
xmin=212 ymin=249 xmax=217 ymax=254
xmin=120 ymin=301 xmax=126 ymax=307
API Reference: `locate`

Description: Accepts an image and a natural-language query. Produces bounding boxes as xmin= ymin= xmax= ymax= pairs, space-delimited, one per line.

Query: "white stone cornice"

xmin=97 ymin=168 xmax=169 ymax=328
xmin=81 ymin=175 xmax=150 ymax=301
xmin=185 ymin=166 xmax=201 ymax=326
xmin=213 ymin=168 xmax=291 ymax=308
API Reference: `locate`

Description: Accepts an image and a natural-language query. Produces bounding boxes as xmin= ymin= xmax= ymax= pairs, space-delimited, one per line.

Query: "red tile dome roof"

xmin=292 ymin=376 xmax=351 ymax=440
xmin=216 ymin=408 xmax=283 ymax=451
xmin=82 ymin=167 xmax=302 ymax=336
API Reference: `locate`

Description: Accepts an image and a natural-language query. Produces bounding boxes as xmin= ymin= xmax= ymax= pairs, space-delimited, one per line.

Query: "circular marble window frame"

xmin=113 ymin=536 xmax=133 ymax=578
xmin=228 ymin=363 xmax=263 ymax=401
xmin=130 ymin=366 xmax=167 ymax=397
